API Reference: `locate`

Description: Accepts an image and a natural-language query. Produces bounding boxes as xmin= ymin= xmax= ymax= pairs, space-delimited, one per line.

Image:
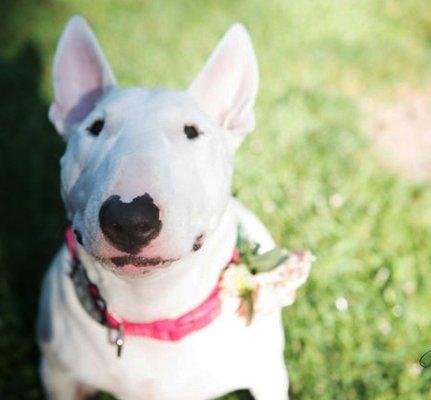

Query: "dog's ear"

xmin=188 ymin=23 xmax=258 ymax=148
xmin=49 ymin=15 xmax=117 ymax=136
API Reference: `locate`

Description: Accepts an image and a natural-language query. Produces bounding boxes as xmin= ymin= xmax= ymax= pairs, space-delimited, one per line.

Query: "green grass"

xmin=1 ymin=0 xmax=431 ymax=398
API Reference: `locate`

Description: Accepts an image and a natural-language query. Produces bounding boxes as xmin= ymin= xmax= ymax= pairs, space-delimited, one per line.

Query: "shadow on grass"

xmin=0 ymin=42 xmax=65 ymax=398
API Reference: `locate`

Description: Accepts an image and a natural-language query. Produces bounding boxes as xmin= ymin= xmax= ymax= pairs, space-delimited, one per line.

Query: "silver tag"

xmin=115 ymin=325 xmax=124 ymax=358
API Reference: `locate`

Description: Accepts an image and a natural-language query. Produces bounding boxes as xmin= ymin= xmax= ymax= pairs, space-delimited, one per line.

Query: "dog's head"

xmin=50 ymin=16 xmax=258 ymax=274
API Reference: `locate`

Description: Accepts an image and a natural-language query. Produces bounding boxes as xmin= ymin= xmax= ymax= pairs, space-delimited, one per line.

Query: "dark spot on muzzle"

xmin=99 ymin=194 xmax=162 ymax=254
xmin=192 ymin=233 xmax=205 ymax=252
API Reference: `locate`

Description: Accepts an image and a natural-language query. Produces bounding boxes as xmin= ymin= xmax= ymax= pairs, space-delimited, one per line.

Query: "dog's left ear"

xmin=188 ymin=23 xmax=258 ymax=148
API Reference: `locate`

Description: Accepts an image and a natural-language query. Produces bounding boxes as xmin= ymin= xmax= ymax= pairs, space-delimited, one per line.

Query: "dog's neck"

xmin=77 ymin=200 xmax=238 ymax=321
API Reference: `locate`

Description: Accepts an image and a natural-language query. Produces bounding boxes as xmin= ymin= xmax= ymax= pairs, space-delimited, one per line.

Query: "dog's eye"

xmin=184 ymin=125 xmax=201 ymax=140
xmin=87 ymin=119 xmax=104 ymax=136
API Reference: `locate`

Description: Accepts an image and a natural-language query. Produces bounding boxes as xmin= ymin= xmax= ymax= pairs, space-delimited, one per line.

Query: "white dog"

xmin=37 ymin=16 xmax=302 ymax=400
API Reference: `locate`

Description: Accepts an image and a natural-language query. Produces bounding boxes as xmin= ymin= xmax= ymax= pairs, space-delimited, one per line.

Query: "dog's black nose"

xmin=99 ymin=194 xmax=162 ymax=254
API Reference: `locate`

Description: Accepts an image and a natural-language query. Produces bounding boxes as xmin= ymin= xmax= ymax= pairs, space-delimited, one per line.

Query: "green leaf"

xmin=248 ymin=247 xmax=290 ymax=274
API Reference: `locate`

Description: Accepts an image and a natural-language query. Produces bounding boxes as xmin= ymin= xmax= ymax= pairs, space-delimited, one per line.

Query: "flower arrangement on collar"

xmin=221 ymin=234 xmax=314 ymax=324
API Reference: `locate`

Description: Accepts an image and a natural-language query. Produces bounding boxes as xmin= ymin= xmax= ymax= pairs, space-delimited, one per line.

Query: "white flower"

xmin=221 ymin=263 xmax=255 ymax=296
xmin=329 ymin=193 xmax=345 ymax=209
xmin=378 ymin=319 xmax=391 ymax=335
xmin=335 ymin=297 xmax=349 ymax=312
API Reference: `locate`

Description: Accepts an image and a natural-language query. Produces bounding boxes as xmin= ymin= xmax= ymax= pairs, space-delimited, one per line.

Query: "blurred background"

xmin=1 ymin=0 xmax=431 ymax=399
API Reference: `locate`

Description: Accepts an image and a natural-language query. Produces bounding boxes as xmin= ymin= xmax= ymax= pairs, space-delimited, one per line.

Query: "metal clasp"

xmin=115 ymin=324 xmax=124 ymax=358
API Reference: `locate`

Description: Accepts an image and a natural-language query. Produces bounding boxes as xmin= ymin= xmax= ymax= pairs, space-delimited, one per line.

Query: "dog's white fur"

xmin=37 ymin=16 xmax=289 ymax=400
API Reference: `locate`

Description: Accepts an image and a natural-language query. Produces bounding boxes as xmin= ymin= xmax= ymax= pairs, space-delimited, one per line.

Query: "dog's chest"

xmin=61 ymin=303 xmax=283 ymax=400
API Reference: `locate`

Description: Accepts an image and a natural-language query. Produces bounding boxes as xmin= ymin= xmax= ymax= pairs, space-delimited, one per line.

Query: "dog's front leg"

xmin=250 ymin=377 xmax=289 ymax=400
xmin=249 ymin=358 xmax=289 ymax=400
xmin=40 ymin=357 xmax=96 ymax=400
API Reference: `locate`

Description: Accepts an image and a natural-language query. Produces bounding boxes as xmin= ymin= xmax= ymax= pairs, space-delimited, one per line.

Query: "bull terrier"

xmin=37 ymin=15 xmax=299 ymax=400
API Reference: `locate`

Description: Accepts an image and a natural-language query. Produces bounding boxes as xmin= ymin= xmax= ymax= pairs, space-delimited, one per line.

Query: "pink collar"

xmin=104 ymin=285 xmax=221 ymax=341
xmin=65 ymin=227 xmax=233 ymax=344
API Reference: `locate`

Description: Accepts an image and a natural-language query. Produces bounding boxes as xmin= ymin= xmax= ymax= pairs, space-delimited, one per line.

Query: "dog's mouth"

xmin=108 ymin=255 xmax=179 ymax=268
xmin=92 ymin=232 xmax=205 ymax=269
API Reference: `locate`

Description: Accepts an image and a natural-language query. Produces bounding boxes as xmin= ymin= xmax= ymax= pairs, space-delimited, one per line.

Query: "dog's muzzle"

xmin=99 ymin=193 xmax=162 ymax=254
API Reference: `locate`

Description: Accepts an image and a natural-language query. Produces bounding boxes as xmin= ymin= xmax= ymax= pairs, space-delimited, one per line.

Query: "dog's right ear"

xmin=49 ymin=16 xmax=116 ymax=136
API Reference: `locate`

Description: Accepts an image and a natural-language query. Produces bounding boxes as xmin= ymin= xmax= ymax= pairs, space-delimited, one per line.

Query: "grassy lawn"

xmin=1 ymin=0 xmax=431 ymax=398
